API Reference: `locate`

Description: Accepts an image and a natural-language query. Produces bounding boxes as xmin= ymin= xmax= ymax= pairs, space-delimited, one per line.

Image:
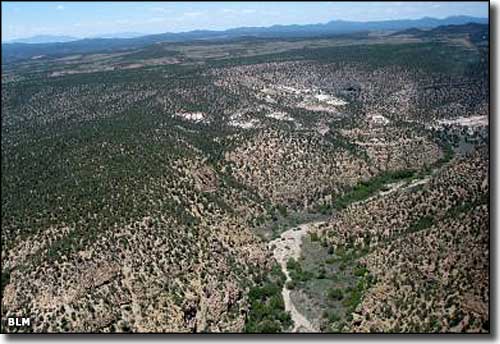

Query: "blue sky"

xmin=2 ymin=1 xmax=489 ymax=41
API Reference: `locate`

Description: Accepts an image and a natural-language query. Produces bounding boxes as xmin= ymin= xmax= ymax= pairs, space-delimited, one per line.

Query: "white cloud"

xmin=148 ymin=17 xmax=166 ymax=23
xmin=56 ymin=5 xmax=64 ymax=11
xmin=184 ymin=11 xmax=203 ymax=17
xmin=150 ymin=7 xmax=170 ymax=14
xmin=222 ymin=8 xmax=257 ymax=15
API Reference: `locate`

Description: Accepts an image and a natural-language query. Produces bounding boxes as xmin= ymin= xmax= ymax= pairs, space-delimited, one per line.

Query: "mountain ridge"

xmin=6 ymin=35 xmax=79 ymax=44
xmin=2 ymin=15 xmax=487 ymax=63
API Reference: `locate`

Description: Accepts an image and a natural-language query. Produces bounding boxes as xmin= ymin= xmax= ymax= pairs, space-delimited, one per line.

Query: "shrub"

xmin=257 ymin=319 xmax=281 ymax=333
xmin=353 ymin=264 xmax=368 ymax=277
xmin=245 ymin=264 xmax=292 ymax=333
xmin=317 ymin=268 xmax=327 ymax=279
xmin=286 ymin=258 xmax=300 ymax=271
xmin=1 ymin=270 xmax=10 ymax=293
xmin=309 ymin=232 xmax=319 ymax=242
xmin=408 ymin=215 xmax=435 ymax=233
xmin=328 ymin=312 xmax=341 ymax=323
xmin=327 ymin=288 xmax=344 ymax=301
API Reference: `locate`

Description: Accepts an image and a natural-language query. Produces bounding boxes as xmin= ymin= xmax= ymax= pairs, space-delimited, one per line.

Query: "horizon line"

xmin=2 ymin=14 xmax=488 ymax=44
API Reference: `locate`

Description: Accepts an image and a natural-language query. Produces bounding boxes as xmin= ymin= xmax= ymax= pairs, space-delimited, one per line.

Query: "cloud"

xmin=148 ymin=17 xmax=166 ymax=23
xmin=56 ymin=5 xmax=64 ymax=11
xmin=150 ymin=7 xmax=170 ymax=14
xmin=184 ymin=11 xmax=203 ymax=17
xmin=222 ymin=8 xmax=257 ymax=15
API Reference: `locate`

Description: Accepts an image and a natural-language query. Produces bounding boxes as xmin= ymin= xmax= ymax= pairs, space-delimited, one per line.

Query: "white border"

xmin=0 ymin=1 xmax=496 ymax=342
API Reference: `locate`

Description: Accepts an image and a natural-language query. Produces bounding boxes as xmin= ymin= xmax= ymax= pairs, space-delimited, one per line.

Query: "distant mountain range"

xmin=223 ymin=15 xmax=487 ymax=36
xmin=2 ymin=15 xmax=488 ymax=63
xmin=392 ymin=22 xmax=489 ymax=43
xmin=5 ymin=32 xmax=146 ymax=44
xmin=7 ymin=35 xmax=79 ymax=44
xmin=89 ymin=32 xmax=146 ymax=40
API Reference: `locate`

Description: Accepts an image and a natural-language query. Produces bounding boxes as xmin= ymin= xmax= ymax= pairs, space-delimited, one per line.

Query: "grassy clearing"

xmin=254 ymin=210 xmax=327 ymax=242
xmin=317 ymin=169 xmax=416 ymax=214
xmin=288 ymin=235 xmax=375 ymax=332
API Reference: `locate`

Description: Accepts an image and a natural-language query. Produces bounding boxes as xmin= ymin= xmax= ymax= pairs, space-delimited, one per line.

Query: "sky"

xmin=1 ymin=1 xmax=489 ymax=41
